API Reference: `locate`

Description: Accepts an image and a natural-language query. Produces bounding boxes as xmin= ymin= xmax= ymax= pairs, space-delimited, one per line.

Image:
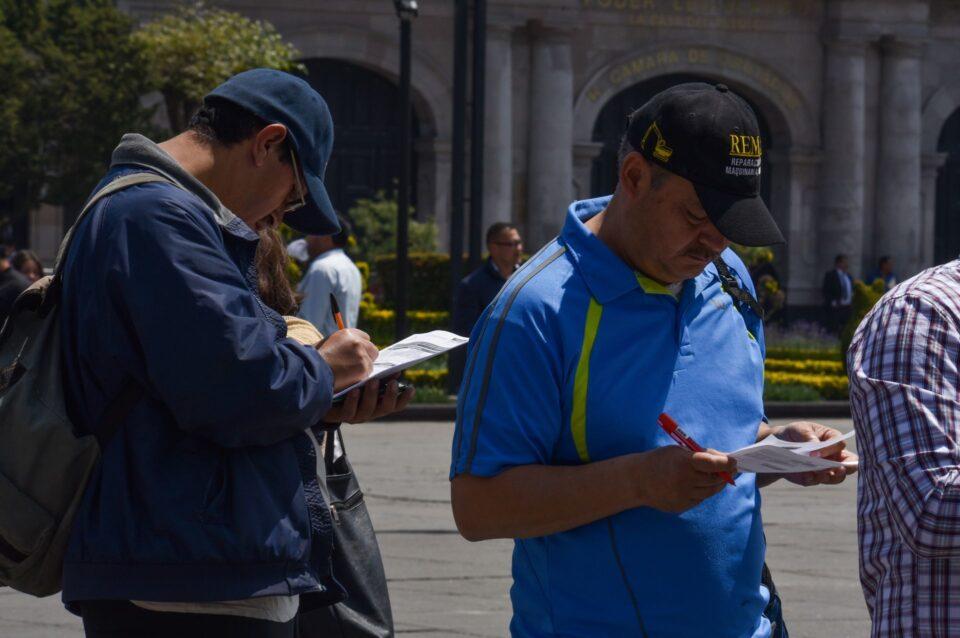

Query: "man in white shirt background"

xmin=298 ymin=213 xmax=362 ymax=336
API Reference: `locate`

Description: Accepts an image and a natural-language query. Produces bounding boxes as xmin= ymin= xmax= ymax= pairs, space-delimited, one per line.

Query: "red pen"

xmin=657 ymin=413 xmax=736 ymax=486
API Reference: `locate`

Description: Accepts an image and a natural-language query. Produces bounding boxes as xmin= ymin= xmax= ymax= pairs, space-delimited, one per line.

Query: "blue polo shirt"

xmin=451 ymin=196 xmax=770 ymax=637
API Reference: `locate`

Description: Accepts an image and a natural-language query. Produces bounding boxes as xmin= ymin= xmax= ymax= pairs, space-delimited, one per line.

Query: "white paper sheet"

xmin=728 ymin=430 xmax=856 ymax=473
xmin=333 ymin=330 xmax=469 ymax=398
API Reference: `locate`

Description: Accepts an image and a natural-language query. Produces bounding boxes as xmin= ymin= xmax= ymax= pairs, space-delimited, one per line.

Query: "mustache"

xmin=685 ymin=249 xmax=721 ymax=262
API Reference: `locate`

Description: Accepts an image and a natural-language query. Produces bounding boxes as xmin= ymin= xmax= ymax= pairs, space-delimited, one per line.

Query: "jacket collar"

xmin=110 ymin=134 xmax=258 ymax=242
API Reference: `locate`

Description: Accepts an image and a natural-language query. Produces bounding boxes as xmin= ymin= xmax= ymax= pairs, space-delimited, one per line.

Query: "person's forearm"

xmin=451 ymin=455 xmax=644 ymax=541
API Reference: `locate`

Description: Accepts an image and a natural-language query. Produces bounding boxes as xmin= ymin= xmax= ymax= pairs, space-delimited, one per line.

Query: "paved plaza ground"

xmin=0 ymin=418 xmax=867 ymax=637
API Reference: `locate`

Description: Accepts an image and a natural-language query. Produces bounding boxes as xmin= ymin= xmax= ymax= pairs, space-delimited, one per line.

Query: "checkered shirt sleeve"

xmin=849 ymin=264 xmax=960 ymax=637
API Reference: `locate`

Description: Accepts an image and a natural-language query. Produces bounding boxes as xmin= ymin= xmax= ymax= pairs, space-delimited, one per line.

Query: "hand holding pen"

xmin=318 ymin=292 xmax=414 ymax=423
xmin=658 ymin=413 xmax=736 ymax=486
xmin=622 ymin=413 xmax=737 ymax=514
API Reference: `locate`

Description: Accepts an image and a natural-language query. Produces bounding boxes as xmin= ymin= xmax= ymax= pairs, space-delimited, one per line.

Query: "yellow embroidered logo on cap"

xmin=729 ymin=134 xmax=762 ymax=158
xmin=642 ymin=122 xmax=673 ymax=163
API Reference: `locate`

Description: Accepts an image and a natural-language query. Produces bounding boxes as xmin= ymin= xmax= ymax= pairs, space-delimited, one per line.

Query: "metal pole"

xmin=468 ymin=0 xmax=486 ymax=271
xmin=396 ymin=15 xmax=412 ymax=340
xmin=449 ymin=0 xmax=468 ymax=303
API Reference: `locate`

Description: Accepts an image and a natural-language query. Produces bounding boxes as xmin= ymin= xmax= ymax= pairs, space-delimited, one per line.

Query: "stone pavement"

xmin=0 ymin=418 xmax=867 ymax=637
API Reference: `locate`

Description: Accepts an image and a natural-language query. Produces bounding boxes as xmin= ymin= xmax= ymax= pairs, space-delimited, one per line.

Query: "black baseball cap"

xmin=626 ymin=82 xmax=784 ymax=246
xmin=207 ymin=68 xmax=340 ymax=235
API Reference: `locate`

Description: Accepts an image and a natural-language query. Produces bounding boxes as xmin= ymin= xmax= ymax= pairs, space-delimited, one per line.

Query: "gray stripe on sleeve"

xmin=464 ymin=247 xmax=566 ymax=474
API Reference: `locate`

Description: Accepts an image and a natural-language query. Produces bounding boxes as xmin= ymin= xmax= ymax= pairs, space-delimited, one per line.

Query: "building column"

xmin=415 ymin=136 xmax=451 ymax=250
xmin=573 ymin=141 xmax=604 ymax=201
xmin=484 ymin=23 xmax=514 ymax=227
xmin=818 ymin=37 xmax=867 ymax=279
xmin=770 ymin=148 xmax=822 ymax=306
xmin=875 ymin=36 xmax=924 ymax=278
xmin=921 ymin=151 xmax=948 ymax=266
xmin=526 ymin=23 xmax=574 ymax=249
xmin=28 ymin=204 xmax=64 ymax=265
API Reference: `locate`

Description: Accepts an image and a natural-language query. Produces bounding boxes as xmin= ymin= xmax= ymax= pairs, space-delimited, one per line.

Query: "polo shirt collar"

xmin=560 ymin=196 xmax=721 ymax=304
xmin=561 ymin=197 xmax=641 ymax=304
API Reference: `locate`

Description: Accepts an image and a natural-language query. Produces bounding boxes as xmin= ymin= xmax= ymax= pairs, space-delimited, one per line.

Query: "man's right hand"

xmin=316 ymin=328 xmax=379 ymax=391
xmin=632 ymin=446 xmax=737 ymax=513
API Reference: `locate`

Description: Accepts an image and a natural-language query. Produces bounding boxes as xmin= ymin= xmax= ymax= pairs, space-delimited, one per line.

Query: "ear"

xmin=254 ymin=209 xmax=282 ymax=232
xmin=251 ymin=123 xmax=289 ymax=167
xmin=618 ymin=151 xmax=653 ymax=201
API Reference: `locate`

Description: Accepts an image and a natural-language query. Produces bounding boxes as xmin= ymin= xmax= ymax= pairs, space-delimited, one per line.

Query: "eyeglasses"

xmin=491 ymin=240 xmax=523 ymax=248
xmin=281 ymin=148 xmax=307 ymax=214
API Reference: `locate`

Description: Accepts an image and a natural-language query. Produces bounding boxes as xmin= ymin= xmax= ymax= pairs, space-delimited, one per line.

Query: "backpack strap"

xmin=54 ymin=173 xmax=176 ymax=446
xmin=41 ymin=173 xmax=173 ymax=314
xmin=54 ymin=173 xmax=173 ymax=276
xmin=713 ymin=257 xmax=765 ymax=322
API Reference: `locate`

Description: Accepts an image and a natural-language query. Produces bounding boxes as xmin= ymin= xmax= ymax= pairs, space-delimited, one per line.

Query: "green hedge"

xmin=764 ymin=346 xmax=842 ymax=362
xmin=763 ymin=383 xmax=823 ymax=402
xmin=374 ymin=252 xmax=468 ymax=311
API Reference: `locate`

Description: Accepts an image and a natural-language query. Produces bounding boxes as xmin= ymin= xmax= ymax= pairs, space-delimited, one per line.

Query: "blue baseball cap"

xmin=207 ymin=68 xmax=340 ymax=235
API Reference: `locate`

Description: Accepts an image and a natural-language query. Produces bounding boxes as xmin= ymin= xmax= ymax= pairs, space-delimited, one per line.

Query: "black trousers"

xmin=79 ymin=600 xmax=297 ymax=638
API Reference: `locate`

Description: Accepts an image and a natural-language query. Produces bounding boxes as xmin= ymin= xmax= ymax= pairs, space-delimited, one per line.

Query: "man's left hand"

xmin=762 ymin=421 xmax=858 ymax=487
xmin=323 ymin=376 xmax=415 ymax=424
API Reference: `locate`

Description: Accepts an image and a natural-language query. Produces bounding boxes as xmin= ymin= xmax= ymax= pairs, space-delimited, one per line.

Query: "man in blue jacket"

xmin=59 ymin=69 xmax=411 ymax=637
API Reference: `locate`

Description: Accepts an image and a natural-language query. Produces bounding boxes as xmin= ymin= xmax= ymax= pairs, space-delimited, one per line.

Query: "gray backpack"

xmin=0 ymin=173 xmax=169 ymax=596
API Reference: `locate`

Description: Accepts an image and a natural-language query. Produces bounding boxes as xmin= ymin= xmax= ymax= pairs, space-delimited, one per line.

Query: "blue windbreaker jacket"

xmin=59 ymin=134 xmax=341 ymax=606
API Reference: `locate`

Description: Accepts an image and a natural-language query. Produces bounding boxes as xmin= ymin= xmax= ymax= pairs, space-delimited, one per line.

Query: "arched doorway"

xmin=590 ymin=73 xmax=774 ymax=207
xmin=301 ymin=59 xmax=420 ymax=216
xmin=936 ymin=107 xmax=960 ymax=264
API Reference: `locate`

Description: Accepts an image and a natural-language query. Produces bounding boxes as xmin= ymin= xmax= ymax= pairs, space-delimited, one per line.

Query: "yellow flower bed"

xmin=764 ymin=371 xmax=848 ymax=400
xmin=764 ymin=359 xmax=844 ymax=375
xmin=403 ymin=369 xmax=447 ymax=387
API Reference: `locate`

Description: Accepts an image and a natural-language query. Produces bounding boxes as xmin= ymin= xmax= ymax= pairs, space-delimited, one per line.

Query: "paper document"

xmin=333 ymin=330 xmax=469 ymax=398
xmin=728 ymin=430 xmax=856 ymax=473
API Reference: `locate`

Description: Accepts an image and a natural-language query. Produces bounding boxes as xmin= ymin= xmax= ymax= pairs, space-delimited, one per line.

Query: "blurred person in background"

xmin=822 ymin=254 xmax=853 ymax=333
xmin=11 ymin=249 xmax=43 ymax=282
xmin=447 ymin=222 xmax=523 ymax=394
xmin=0 ymin=250 xmax=30 ymax=325
xmin=297 ymin=212 xmax=362 ymax=337
xmin=866 ymin=255 xmax=898 ymax=292
xmin=286 ymin=237 xmax=310 ymax=267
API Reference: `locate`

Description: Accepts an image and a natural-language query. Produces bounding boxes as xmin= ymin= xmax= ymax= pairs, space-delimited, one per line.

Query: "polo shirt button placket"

xmin=677 ymin=284 xmax=695 ymax=358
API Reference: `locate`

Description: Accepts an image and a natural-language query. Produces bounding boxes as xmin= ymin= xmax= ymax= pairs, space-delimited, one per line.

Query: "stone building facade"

xmin=109 ymin=0 xmax=960 ymax=306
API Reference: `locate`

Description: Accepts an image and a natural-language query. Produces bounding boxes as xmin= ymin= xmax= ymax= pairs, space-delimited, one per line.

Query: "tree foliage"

xmin=0 ymin=0 xmax=153 ymax=224
xmin=0 ymin=8 xmax=39 ymax=211
xmin=134 ymin=2 xmax=306 ymax=132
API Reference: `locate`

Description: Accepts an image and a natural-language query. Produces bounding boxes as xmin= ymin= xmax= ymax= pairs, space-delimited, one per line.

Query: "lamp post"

xmin=449 ymin=0 xmax=468 ymax=303
xmin=467 ymin=0 xmax=486 ymax=271
xmin=394 ymin=0 xmax=418 ymax=341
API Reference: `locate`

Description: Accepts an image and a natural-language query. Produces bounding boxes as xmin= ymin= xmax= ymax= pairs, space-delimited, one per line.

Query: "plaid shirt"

xmin=849 ymin=260 xmax=960 ymax=638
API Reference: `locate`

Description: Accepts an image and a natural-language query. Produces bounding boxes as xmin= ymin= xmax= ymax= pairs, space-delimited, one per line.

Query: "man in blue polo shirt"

xmin=450 ymin=83 xmax=856 ymax=637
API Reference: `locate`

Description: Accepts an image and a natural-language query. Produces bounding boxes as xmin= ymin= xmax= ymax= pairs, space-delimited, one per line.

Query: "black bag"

xmin=762 ymin=562 xmax=788 ymax=638
xmin=298 ymin=429 xmax=394 ymax=638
